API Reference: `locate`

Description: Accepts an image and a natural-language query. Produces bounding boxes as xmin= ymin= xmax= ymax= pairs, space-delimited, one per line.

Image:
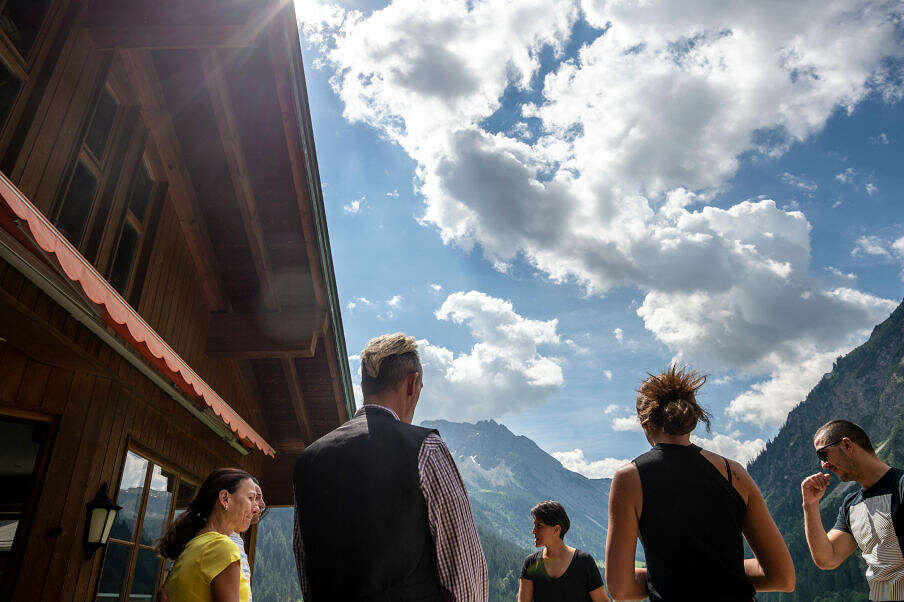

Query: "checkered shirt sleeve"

xmin=292 ymin=491 xmax=312 ymax=601
xmin=419 ymin=433 xmax=489 ymax=602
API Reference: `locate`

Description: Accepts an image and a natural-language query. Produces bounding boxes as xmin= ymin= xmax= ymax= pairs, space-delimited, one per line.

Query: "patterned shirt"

xmin=832 ymin=467 xmax=904 ymax=601
xmin=229 ymin=531 xmax=253 ymax=602
xmin=293 ymin=404 xmax=488 ymax=601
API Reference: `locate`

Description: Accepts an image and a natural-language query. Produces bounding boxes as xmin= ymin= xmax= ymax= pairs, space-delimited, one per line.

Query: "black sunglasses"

xmin=816 ymin=439 xmax=843 ymax=462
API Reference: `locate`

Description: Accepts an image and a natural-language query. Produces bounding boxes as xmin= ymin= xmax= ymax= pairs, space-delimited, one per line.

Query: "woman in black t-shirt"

xmin=518 ymin=501 xmax=609 ymax=602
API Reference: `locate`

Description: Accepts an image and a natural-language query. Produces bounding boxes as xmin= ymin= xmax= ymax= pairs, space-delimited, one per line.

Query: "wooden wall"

xmin=0 ymin=259 xmax=262 ymax=601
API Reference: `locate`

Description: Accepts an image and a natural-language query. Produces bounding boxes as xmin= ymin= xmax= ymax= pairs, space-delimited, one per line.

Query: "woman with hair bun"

xmin=157 ymin=467 xmax=257 ymax=602
xmin=604 ymin=365 xmax=795 ymax=601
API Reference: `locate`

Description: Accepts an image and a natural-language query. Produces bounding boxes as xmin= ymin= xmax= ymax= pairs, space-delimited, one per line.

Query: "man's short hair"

xmin=360 ymin=332 xmax=421 ymax=396
xmin=815 ymin=419 xmax=875 ymax=455
xmin=530 ymin=500 xmax=570 ymax=539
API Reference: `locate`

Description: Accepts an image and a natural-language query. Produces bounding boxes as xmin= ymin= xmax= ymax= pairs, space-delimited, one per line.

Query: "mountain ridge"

xmin=749 ymin=298 xmax=904 ymax=601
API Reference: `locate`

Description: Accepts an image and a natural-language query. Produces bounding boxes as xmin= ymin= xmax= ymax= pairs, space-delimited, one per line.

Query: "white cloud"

xmin=346 ymin=296 xmax=372 ymax=309
xmin=603 ymin=369 xmax=613 ymax=380
xmin=612 ymin=415 xmax=642 ymax=432
xmin=852 ymin=235 xmax=892 ymax=258
xmin=343 ymin=194 xmax=367 ymax=214
xmin=780 ymin=172 xmax=817 ymax=192
xmin=870 ymin=133 xmax=890 ymax=145
xmin=387 ymin=294 xmax=403 ymax=307
xmin=865 ymin=182 xmax=878 ymax=196
xmin=304 ymin=0 xmax=902 ymax=428
xmin=835 ymin=168 xmax=857 ymax=184
xmin=690 ymin=432 xmax=766 ymax=465
xmin=603 ymin=403 xmax=621 ymax=415
xmin=893 ymin=237 xmax=904 ymax=257
xmin=415 ymin=291 xmax=564 ymax=420
xmin=826 ymin=266 xmax=857 ymax=282
xmin=386 ymin=189 xmax=400 ymax=198
xmin=430 ymin=283 xmax=443 ymax=292
xmin=613 ymin=328 xmax=624 ymax=343
xmin=552 ymin=448 xmax=631 ymax=479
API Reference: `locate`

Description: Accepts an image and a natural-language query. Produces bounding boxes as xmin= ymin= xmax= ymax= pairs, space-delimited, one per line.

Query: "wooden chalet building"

xmin=0 ymin=0 xmax=354 ymax=599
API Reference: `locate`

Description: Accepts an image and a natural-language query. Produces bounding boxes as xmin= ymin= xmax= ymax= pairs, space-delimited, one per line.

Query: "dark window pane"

xmin=138 ymin=465 xmax=174 ymax=546
xmin=109 ymin=452 xmax=148 ymax=542
xmin=0 ymin=0 xmax=52 ymax=58
xmin=175 ymin=480 xmax=196 ymax=513
xmin=85 ymin=88 xmax=118 ymax=160
xmin=0 ymin=59 xmax=20 ymax=131
xmin=128 ymin=166 xmax=153 ymax=222
xmin=129 ymin=548 xmax=162 ymax=600
xmin=55 ymin=161 xmax=98 ymax=246
xmin=97 ymin=542 xmax=130 ymax=601
xmin=109 ymin=222 xmax=139 ymax=295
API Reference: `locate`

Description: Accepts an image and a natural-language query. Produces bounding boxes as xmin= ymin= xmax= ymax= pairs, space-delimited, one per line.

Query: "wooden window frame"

xmin=104 ymin=154 xmax=164 ymax=300
xmin=97 ymin=441 xmax=199 ymax=602
xmin=0 ymin=0 xmax=66 ymax=148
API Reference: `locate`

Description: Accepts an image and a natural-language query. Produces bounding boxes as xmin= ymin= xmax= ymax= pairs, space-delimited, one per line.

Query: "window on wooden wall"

xmin=108 ymin=160 xmax=157 ymax=297
xmin=52 ymin=84 xmax=122 ymax=248
xmin=0 ymin=0 xmax=53 ymax=134
xmin=96 ymin=450 xmax=197 ymax=601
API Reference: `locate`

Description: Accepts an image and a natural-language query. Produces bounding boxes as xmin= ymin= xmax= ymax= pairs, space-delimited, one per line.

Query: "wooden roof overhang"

xmin=82 ymin=0 xmax=355 ymax=503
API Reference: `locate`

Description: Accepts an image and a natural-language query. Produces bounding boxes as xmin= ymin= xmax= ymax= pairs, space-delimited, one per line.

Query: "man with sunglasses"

xmin=801 ymin=419 xmax=904 ymax=601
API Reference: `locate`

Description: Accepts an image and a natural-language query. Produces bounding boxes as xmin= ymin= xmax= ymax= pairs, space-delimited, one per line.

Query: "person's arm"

xmin=210 ymin=560 xmax=241 ymax=602
xmin=517 ymin=578 xmax=533 ymax=601
xmin=800 ymin=473 xmax=857 ymax=570
xmin=735 ymin=464 xmax=794 ymax=592
xmin=604 ymin=464 xmax=647 ymax=601
xmin=419 ymin=434 xmax=489 ymax=602
xmin=589 ymin=586 xmax=610 ymax=602
xmin=292 ymin=491 xmax=312 ymax=600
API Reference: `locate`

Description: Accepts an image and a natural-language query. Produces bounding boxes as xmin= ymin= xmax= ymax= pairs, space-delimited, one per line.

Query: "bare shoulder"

xmin=611 ymin=462 xmax=641 ymax=497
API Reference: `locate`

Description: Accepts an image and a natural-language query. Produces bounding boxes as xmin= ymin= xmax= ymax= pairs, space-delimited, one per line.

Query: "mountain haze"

xmin=749 ymin=299 xmax=904 ymax=601
xmin=422 ymin=419 xmax=616 ymax=564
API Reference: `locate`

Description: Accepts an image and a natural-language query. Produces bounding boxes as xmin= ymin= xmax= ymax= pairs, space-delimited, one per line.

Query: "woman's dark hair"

xmin=636 ymin=364 xmax=711 ymax=435
xmin=531 ymin=500 xmax=570 ymax=539
xmin=157 ymin=467 xmax=253 ymax=559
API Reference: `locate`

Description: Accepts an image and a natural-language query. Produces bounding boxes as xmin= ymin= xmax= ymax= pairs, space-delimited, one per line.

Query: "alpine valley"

xmin=251 ymin=299 xmax=904 ymax=601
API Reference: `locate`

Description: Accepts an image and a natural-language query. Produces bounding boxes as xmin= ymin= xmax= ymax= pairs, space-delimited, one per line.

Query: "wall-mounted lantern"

xmin=84 ymin=483 xmax=121 ymax=560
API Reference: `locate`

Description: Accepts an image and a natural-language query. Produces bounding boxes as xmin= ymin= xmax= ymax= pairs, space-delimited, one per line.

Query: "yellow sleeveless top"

xmin=165 ymin=532 xmax=251 ymax=602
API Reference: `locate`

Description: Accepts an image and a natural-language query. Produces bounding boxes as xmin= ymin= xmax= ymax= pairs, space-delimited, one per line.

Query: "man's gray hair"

xmin=361 ymin=333 xmax=421 ymax=395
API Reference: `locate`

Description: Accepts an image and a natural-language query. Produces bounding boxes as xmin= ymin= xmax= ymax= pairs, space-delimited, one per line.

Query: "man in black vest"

xmin=293 ymin=332 xmax=488 ymax=601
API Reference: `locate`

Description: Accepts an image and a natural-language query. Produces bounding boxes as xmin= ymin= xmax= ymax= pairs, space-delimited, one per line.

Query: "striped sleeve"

xmin=418 ymin=433 xmax=489 ymax=602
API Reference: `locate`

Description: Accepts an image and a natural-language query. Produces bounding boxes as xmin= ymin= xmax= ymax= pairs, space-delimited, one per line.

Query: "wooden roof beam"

xmin=88 ymin=26 xmax=250 ymax=51
xmin=200 ymin=49 xmax=278 ymax=312
xmin=267 ymin=20 xmax=327 ymax=310
xmin=120 ymin=49 xmax=227 ymax=312
xmin=207 ymin=310 xmax=325 ymax=359
xmin=282 ymin=357 xmax=314 ymax=446
xmin=321 ymin=317 xmax=349 ymax=423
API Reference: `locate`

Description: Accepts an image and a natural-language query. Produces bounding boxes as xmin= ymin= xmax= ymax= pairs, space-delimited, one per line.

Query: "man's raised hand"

xmin=801 ymin=473 xmax=831 ymax=505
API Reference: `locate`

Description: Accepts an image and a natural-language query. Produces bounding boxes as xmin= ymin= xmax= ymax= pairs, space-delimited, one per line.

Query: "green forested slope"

xmin=748 ymin=299 xmax=904 ymax=601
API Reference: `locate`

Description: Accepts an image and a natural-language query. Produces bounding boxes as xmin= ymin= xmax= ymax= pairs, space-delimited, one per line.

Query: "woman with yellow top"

xmin=157 ymin=468 xmax=258 ymax=601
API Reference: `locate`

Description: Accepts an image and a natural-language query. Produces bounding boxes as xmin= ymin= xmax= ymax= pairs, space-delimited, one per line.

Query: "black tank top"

xmin=633 ymin=443 xmax=755 ymax=602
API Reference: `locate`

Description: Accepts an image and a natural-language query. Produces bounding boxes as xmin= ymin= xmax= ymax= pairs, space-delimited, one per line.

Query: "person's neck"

xmin=544 ymin=539 xmax=568 ymax=559
xmin=363 ymin=397 xmax=411 ymax=423
xmin=201 ymin=512 xmax=233 ymax=537
xmin=650 ymin=432 xmax=692 ymax=446
xmin=856 ymin=455 xmax=891 ymax=489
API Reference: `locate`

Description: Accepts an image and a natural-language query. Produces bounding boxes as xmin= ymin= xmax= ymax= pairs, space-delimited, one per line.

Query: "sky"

xmin=294 ymin=0 xmax=904 ymax=477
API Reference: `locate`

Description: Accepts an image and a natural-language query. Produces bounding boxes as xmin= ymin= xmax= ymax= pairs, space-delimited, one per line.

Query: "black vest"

xmin=634 ymin=443 xmax=755 ymax=602
xmin=293 ymin=406 xmax=445 ymax=601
